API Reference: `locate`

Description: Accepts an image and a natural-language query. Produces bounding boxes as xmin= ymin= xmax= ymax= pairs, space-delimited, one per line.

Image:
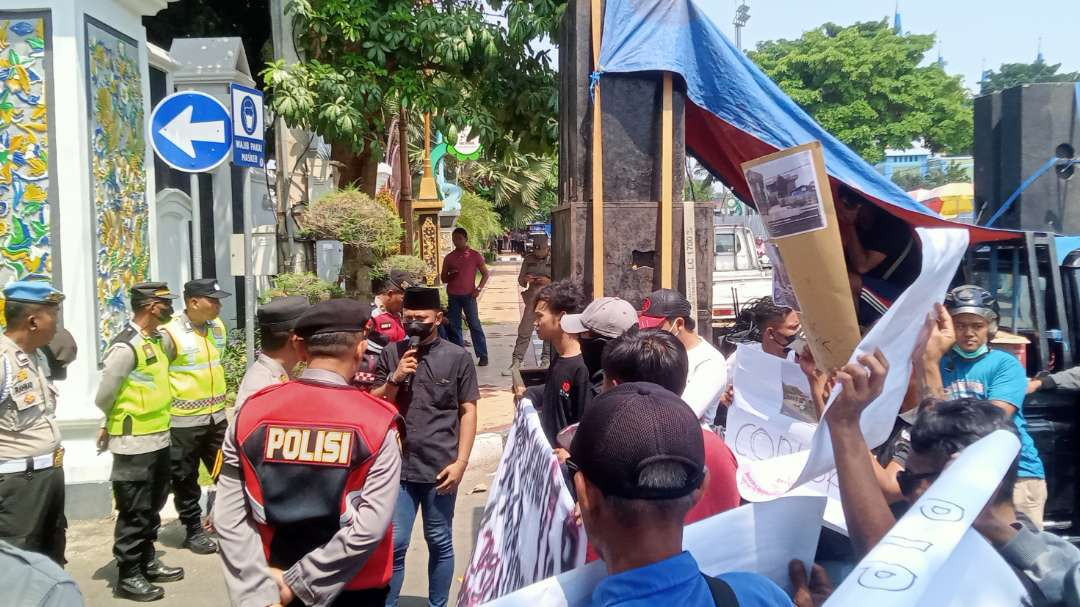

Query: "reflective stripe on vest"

xmin=164 ymin=316 xmax=227 ymax=416
xmin=107 ymin=336 xmax=172 ymax=436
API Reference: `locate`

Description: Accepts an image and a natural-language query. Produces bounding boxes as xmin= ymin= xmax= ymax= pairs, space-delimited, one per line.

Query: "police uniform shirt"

xmin=235 ymin=353 xmax=290 ymax=410
xmin=0 ymin=334 xmax=60 ymax=461
xmin=0 ymin=540 xmax=83 ymax=606
xmin=215 ymin=367 xmax=401 ymax=607
xmin=94 ymin=322 xmax=170 ymax=456
xmin=160 ymin=311 xmax=227 ymax=427
xmin=374 ymin=337 xmax=480 ymax=483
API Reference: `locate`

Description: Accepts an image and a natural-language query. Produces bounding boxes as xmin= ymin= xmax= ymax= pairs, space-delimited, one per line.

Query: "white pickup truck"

xmin=712 ymin=224 xmax=773 ymax=327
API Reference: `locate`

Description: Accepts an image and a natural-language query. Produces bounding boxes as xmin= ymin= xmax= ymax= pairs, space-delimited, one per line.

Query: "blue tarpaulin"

xmin=595 ymin=0 xmax=1016 ymax=243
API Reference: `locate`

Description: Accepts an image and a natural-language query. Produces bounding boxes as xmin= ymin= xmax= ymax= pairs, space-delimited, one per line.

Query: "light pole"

xmin=733 ymin=1 xmax=751 ymax=51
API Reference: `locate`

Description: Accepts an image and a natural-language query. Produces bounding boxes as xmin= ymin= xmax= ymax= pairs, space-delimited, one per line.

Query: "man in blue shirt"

xmin=568 ymin=382 xmax=793 ymax=606
xmin=918 ymin=285 xmax=1047 ymax=528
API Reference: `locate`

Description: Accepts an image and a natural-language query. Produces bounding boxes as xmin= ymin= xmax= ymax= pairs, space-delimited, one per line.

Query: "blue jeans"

xmin=446 ymin=293 xmax=488 ymax=358
xmin=385 ymin=482 xmax=457 ymax=607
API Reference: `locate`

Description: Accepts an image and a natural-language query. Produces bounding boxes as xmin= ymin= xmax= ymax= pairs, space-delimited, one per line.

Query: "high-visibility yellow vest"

xmin=162 ymin=315 xmax=227 ymax=417
xmin=106 ymin=327 xmax=172 ymax=436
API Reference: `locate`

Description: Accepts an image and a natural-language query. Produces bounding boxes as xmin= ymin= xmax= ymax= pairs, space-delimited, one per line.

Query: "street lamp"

xmin=733 ymin=1 xmax=751 ymax=51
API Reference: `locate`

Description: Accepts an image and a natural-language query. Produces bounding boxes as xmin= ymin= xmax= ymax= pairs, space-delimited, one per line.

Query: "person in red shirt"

xmin=571 ymin=328 xmax=741 ymax=562
xmin=440 ymin=227 xmax=491 ymax=366
xmin=371 ymin=269 xmax=415 ymax=344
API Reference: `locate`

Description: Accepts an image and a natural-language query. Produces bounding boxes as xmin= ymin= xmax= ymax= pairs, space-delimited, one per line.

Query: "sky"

xmin=695 ymin=0 xmax=1080 ymax=92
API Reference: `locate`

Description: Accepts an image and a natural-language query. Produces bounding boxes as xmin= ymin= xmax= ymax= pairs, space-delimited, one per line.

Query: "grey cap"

xmin=561 ymin=297 xmax=638 ymax=338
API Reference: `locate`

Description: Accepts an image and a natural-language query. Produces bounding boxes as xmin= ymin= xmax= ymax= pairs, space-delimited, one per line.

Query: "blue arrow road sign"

xmin=150 ymin=91 xmax=232 ymax=173
xmin=230 ymin=84 xmax=265 ymax=168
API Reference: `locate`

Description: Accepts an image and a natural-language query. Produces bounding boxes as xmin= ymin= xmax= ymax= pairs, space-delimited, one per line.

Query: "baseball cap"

xmin=569 ymin=382 xmax=705 ymax=500
xmin=294 ymin=299 xmax=371 ymax=338
xmin=184 ymin=278 xmax=231 ymax=300
xmin=637 ymin=289 xmax=692 ymax=329
xmin=560 ymin=297 xmax=638 ymax=338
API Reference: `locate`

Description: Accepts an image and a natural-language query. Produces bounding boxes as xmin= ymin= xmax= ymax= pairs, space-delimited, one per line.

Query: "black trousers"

xmin=0 ymin=465 xmax=66 ymax=565
xmin=169 ymin=420 xmax=226 ymax=529
xmin=112 ymin=447 xmax=171 ymax=570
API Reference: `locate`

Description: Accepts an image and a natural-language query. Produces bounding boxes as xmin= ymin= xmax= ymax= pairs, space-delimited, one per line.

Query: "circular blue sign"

xmin=149 ymin=91 xmax=233 ymax=173
xmin=240 ymin=96 xmax=258 ymax=135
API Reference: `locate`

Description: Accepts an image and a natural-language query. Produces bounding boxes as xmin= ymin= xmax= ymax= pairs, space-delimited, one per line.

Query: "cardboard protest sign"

xmin=736 ymin=228 xmax=969 ymax=500
xmin=742 ymin=142 xmax=860 ymax=371
xmin=727 ymin=345 xmax=846 ymax=531
xmin=458 ymin=400 xmax=585 ymax=606
xmin=483 ymin=496 xmax=826 ymax=606
xmin=825 ymin=430 xmax=1027 ymax=606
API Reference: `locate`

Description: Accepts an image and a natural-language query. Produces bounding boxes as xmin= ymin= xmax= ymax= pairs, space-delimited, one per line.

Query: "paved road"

xmin=67 ymin=464 xmax=498 ymax=606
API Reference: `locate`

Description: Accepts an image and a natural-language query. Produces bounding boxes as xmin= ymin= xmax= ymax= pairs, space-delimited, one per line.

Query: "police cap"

xmin=257 ymin=296 xmax=309 ymax=331
xmin=294 ymin=299 xmax=371 ymax=338
xmin=386 ymin=269 xmax=418 ymax=293
xmin=403 ymin=287 xmax=441 ymax=311
xmin=184 ymin=278 xmax=231 ymax=300
xmin=3 ymin=280 xmax=64 ymax=305
xmin=131 ymin=282 xmax=178 ymax=307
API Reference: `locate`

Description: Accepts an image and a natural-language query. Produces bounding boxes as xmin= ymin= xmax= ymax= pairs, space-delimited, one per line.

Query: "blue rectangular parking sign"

xmin=230 ymin=84 xmax=265 ymax=168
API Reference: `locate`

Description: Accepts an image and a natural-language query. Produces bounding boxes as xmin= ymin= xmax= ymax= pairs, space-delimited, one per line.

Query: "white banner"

xmin=484 ymin=496 xmax=826 ymax=606
xmin=736 ymin=228 xmax=969 ymax=499
xmin=727 ymin=345 xmax=846 ymax=531
xmin=825 ymin=430 xmax=1027 ymax=606
xmin=457 ymin=400 xmax=586 ymax=606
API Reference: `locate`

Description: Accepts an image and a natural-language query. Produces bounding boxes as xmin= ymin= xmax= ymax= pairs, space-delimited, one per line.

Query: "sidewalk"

xmin=472 ymin=260 xmax=528 ymax=433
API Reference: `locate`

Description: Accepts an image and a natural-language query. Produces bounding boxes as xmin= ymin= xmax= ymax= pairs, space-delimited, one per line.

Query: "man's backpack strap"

xmin=702 ymin=574 xmax=740 ymax=607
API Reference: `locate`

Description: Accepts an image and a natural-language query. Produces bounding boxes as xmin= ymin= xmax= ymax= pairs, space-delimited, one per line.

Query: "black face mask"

xmin=156 ymin=305 xmax=175 ymax=323
xmin=579 ymin=335 xmax=610 ymax=378
xmin=405 ymin=321 xmax=435 ymax=339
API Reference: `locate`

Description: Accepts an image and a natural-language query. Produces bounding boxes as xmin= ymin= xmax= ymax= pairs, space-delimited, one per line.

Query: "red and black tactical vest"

xmin=235 ymin=379 xmax=399 ymax=590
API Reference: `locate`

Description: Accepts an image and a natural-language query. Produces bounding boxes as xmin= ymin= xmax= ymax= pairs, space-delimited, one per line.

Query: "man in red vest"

xmin=214 ymin=299 xmax=402 ymax=607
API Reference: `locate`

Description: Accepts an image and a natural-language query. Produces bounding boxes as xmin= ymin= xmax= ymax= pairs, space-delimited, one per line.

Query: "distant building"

xmin=876 ymin=143 xmax=973 ymax=181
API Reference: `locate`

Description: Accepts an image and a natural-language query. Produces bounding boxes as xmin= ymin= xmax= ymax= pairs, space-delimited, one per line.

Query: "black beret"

xmin=403 ymin=287 xmax=441 ymax=311
xmin=294 ymin=299 xmax=371 ymax=337
xmin=257 ymin=296 xmax=309 ymax=330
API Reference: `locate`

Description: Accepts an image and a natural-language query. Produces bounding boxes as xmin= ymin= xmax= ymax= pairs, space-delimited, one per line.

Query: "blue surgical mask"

xmin=952 ymin=344 xmax=989 ymax=359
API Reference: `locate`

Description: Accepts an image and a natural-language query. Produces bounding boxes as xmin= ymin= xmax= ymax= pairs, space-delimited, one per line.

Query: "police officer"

xmin=215 ymin=298 xmax=401 ymax=607
xmin=371 ymin=269 xmax=416 ymax=344
xmin=234 ymin=295 xmax=309 ymax=408
xmin=95 ymin=282 xmax=184 ymax=601
xmin=0 ymin=281 xmax=66 ymax=565
xmin=160 ymin=278 xmax=231 ymax=554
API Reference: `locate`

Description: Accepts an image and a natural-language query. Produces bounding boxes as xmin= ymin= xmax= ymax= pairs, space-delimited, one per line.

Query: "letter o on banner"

xmin=918 ymin=499 xmax=964 ymax=523
xmin=856 ymin=561 xmax=917 ymax=592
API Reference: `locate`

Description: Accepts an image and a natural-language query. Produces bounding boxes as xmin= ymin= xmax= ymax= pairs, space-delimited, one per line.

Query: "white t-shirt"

xmin=682 ymin=337 xmax=728 ymax=424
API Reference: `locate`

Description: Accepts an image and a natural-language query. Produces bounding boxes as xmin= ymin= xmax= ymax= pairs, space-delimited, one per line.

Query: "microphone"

xmin=403 ymin=335 xmax=421 ymax=388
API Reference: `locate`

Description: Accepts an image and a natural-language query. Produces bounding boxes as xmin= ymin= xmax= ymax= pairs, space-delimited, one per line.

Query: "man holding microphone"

xmin=372 ymin=286 xmax=478 ymax=607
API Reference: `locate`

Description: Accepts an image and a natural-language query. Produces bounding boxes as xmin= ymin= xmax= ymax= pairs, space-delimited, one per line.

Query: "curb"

xmin=469 ymin=431 xmax=506 ymax=468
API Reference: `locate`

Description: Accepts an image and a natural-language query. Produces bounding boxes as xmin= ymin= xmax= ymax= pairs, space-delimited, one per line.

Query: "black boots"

xmin=182 ymin=527 xmax=219 ymax=554
xmin=115 ymin=566 xmax=165 ymax=602
xmin=143 ymin=558 xmax=185 ymax=583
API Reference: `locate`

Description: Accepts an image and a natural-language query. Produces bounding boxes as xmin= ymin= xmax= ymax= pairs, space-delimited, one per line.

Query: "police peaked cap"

xmin=257 ymin=296 xmax=310 ymax=331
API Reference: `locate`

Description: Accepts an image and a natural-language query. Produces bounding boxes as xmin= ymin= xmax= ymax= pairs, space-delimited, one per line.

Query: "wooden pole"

xmin=660 ymin=72 xmax=674 ymax=288
xmin=590 ymin=0 xmax=605 ymax=298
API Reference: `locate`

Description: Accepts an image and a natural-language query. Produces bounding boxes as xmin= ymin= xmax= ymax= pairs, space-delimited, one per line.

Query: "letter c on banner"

xmin=919 ymin=498 xmax=964 ymax=523
xmin=855 ymin=561 xmax=916 ymax=592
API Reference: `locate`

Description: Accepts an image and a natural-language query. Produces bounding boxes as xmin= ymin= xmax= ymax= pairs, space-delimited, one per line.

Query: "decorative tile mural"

xmin=85 ymin=18 xmax=148 ymax=357
xmin=0 ymin=15 xmax=53 ymax=284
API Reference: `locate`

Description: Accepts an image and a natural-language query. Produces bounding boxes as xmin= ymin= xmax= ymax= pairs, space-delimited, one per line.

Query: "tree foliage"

xmin=301 ymin=189 xmax=403 ymax=253
xmin=980 ymin=60 xmax=1080 ymax=95
xmin=457 ymin=190 xmax=504 ymax=250
xmin=749 ymin=20 xmax=972 ymax=164
xmin=263 ymin=0 xmax=559 ymax=163
xmin=891 ymin=161 xmax=971 ymax=191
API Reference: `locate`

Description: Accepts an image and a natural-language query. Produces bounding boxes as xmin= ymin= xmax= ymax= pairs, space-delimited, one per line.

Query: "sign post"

xmin=230 ymin=84 xmax=266 ymax=366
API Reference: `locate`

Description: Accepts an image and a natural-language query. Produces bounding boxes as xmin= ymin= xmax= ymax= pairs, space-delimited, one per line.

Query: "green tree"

xmin=749 ymin=20 xmax=973 ymax=164
xmin=263 ymin=0 xmax=559 ymax=192
xmin=980 ymin=59 xmax=1080 ymax=95
xmin=457 ymin=191 xmax=504 ymax=252
xmin=891 ymin=160 xmax=971 ymax=191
